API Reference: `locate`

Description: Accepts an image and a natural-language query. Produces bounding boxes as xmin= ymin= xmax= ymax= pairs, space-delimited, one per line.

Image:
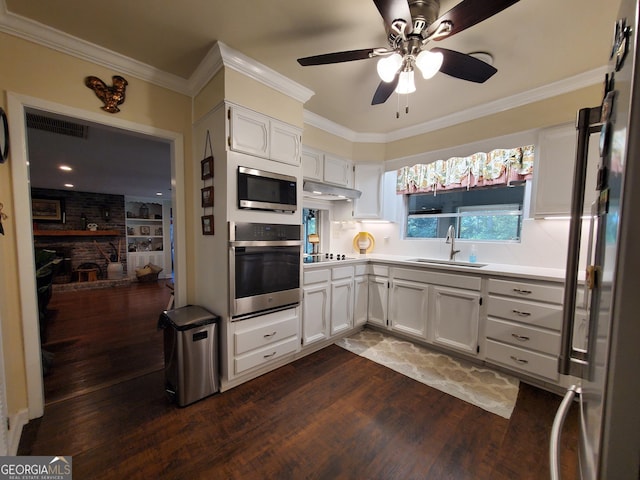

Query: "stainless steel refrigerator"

xmin=550 ymin=0 xmax=640 ymax=478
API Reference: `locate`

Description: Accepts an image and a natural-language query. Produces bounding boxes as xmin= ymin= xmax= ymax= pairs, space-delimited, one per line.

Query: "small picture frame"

xmin=201 ymin=155 xmax=214 ymax=180
xmin=140 ymin=225 xmax=151 ymax=236
xmin=31 ymin=198 xmax=64 ymax=222
xmin=201 ymin=186 xmax=214 ymax=208
xmin=201 ymin=215 xmax=214 ymax=235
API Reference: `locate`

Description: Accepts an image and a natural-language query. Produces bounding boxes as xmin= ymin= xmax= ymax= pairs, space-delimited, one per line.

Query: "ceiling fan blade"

xmin=427 ymin=0 xmax=520 ymax=40
xmin=432 ymin=48 xmax=497 ymax=83
xmin=297 ymin=48 xmax=375 ymax=66
xmin=371 ymin=74 xmax=400 ymax=105
xmin=372 ymin=0 xmax=412 ymax=34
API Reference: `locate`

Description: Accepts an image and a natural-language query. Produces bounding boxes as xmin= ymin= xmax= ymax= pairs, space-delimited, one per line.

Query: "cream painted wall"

xmin=0 ymin=31 xmax=192 ymax=417
xmin=193 ymin=69 xmax=225 ymax=123
xmin=386 ymin=85 xmax=602 ymax=160
xmin=224 ymin=69 xmax=304 ymax=128
xmin=301 ymin=124 xmax=354 ymax=159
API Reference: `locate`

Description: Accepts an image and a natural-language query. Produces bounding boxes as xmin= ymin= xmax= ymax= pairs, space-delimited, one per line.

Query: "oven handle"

xmin=229 ymin=240 xmax=303 ymax=247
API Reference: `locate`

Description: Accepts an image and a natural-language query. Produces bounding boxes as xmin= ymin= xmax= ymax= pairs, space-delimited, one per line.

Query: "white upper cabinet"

xmin=228 ymin=105 xmax=270 ymax=158
xmin=532 ymin=122 xmax=600 ymax=217
xmin=353 ymin=163 xmax=383 ymax=219
xmin=301 ymin=146 xmax=324 ymax=181
xmin=228 ymin=104 xmax=301 ymax=165
xmin=270 ymin=121 xmax=301 ymax=166
xmin=323 ymin=154 xmax=352 ymax=187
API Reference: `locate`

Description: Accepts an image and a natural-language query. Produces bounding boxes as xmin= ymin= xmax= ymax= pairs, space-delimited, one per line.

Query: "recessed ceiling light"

xmin=59 ymin=165 xmax=72 ymax=172
xmin=156 ymin=192 xmax=163 ymax=196
xmin=64 ymin=183 xmax=74 ymax=188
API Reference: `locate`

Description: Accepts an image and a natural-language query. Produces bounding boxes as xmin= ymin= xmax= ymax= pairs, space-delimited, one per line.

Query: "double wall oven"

xmin=228 ymin=222 xmax=302 ymax=319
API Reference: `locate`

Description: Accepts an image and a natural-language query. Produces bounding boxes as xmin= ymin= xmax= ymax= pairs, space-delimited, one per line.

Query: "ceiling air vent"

xmin=26 ymin=113 xmax=88 ymax=139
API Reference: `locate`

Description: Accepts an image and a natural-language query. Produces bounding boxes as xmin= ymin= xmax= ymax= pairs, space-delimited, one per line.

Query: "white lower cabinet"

xmin=353 ymin=267 xmax=368 ymax=327
xmin=330 ymin=266 xmax=355 ymax=335
xmin=367 ymin=275 xmax=388 ymax=327
xmin=231 ymin=308 xmax=300 ymax=376
xmin=302 ymin=268 xmax=330 ymax=346
xmin=430 ymin=285 xmax=481 ymax=355
xmin=484 ymin=277 xmax=564 ymax=383
xmin=388 ymin=278 xmax=429 ymax=340
xmin=302 ymin=264 xmax=358 ymax=347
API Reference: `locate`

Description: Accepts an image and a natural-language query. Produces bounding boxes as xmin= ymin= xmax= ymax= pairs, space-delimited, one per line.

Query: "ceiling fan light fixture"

xmin=395 ymin=70 xmax=416 ymax=94
xmin=415 ymin=49 xmax=444 ymax=79
xmin=376 ymin=53 xmax=403 ymax=82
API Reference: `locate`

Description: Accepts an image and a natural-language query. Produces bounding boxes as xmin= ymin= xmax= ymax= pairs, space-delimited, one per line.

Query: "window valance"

xmin=396 ymin=145 xmax=535 ymax=194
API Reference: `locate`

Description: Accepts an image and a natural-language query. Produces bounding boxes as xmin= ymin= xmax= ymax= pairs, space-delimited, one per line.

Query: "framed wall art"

xmin=201 ymin=215 xmax=214 ymax=235
xmin=31 ymin=198 xmax=64 ymax=222
xmin=201 ymin=156 xmax=214 ymax=180
xmin=201 ymin=186 xmax=214 ymax=208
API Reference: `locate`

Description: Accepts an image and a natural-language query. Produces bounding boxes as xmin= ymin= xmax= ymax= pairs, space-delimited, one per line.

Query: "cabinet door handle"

xmin=510 ymin=355 xmax=529 ymax=365
xmin=263 ymin=331 xmax=277 ymax=338
xmin=513 ymin=288 xmax=533 ymax=295
xmin=263 ymin=351 xmax=277 ymax=358
xmin=511 ymin=333 xmax=530 ymax=341
xmin=512 ymin=309 xmax=531 ymax=317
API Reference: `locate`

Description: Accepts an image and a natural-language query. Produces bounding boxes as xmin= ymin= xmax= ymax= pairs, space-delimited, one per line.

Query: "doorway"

xmin=7 ymin=92 xmax=187 ymax=419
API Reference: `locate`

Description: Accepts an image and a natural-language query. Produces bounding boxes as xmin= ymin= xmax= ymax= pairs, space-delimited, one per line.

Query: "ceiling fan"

xmin=297 ymin=0 xmax=520 ymax=106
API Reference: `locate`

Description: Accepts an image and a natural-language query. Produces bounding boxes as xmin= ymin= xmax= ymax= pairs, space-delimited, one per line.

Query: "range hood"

xmin=302 ymin=180 xmax=362 ymax=200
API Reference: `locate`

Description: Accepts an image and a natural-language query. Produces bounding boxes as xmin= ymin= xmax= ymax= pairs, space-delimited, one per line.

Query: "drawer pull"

xmin=512 ymin=309 xmax=531 ymax=317
xmin=511 ymin=333 xmax=530 ymax=341
xmin=513 ymin=288 xmax=533 ymax=295
xmin=510 ymin=355 xmax=529 ymax=365
xmin=263 ymin=351 xmax=277 ymax=358
xmin=263 ymin=331 xmax=277 ymax=338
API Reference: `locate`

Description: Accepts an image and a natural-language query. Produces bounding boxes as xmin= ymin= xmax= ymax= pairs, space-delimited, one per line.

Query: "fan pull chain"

xmin=396 ymin=92 xmax=400 ymax=119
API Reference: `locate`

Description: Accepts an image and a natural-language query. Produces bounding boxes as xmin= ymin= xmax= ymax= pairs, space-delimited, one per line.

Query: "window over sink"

xmin=406 ymin=183 xmax=526 ymax=242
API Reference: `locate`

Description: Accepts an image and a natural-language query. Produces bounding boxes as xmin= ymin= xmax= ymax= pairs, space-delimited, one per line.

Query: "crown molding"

xmin=0 ymin=5 xmax=313 ymax=103
xmin=382 ymin=66 xmax=607 ymax=142
xmin=0 ymin=2 xmax=603 ymax=140
xmin=0 ymin=3 xmax=191 ymax=95
xmin=305 ymin=66 xmax=606 ymax=143
xmin=213 ymin=42 xmax=314 ymax=103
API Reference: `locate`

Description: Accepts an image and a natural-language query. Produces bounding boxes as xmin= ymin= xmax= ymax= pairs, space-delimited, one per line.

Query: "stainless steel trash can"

xmin=158 ymin=305 xmax=219 ymax=406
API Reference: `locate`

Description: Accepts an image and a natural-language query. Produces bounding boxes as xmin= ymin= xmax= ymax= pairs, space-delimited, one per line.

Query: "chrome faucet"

xmin=445 ymin=225 xmax=461 ymax=261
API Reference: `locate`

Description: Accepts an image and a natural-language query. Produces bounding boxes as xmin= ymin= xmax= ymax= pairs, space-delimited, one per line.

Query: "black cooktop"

xmin=303 ymin=253 xmax=352 ymax=264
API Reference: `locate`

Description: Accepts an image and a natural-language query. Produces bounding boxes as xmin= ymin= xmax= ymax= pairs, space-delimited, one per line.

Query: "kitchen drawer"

xmin=332 ymin=265 xmax=355 ymax=280
xmin=486 ymin=317 xmax=561 ymax=356
xmin=488 ymin=278 xmax=564 ymax=304
xmin=304 ymin=268 xmax=330 ymax=285
xmin=354 ymin=264 xmax=368 ymax=276
xmin=485 ymin=339 xmax=559 ymax=382
xmin=234 ymin=315 xmax=298 ymax=355
xmin=369 ymin=264 xmax=389 ymax=276
xmin=488 ymin=296 xmax=562 ymax=330
xmin=234 ymin=337 xmax=299 ymax=374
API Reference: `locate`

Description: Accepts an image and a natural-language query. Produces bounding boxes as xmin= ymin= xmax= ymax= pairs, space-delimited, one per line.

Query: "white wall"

xmin=327 ymin=218 xmax=571 ymax=269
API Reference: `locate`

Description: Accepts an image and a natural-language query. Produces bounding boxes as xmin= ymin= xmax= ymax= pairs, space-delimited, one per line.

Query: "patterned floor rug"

xmin=335 ymin=328 xmax=520 ymax=419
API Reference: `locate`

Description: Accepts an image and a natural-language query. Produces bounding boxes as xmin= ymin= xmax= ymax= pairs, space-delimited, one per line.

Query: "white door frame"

xmin=7 ymin=92 xmax=187 ymax=419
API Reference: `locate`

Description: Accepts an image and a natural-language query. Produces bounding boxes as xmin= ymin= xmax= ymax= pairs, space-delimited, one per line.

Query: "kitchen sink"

xmin=407 ymin=258 xmax=487 ymax=268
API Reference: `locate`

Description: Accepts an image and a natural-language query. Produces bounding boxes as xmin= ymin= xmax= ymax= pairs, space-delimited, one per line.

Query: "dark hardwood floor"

xmin=21 ymin=283 xmax=579 ymax=479
xmin=41 ymin=281 xmax=171 ymax=404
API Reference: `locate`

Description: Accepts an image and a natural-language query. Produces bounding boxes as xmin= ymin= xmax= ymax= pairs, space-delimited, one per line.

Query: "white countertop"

xmin=304 ymin=253 xmax=568 ymax=283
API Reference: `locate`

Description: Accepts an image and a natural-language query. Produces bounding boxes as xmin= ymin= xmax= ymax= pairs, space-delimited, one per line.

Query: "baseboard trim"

xmin=7 ymin=408 xmax=28 ymax=455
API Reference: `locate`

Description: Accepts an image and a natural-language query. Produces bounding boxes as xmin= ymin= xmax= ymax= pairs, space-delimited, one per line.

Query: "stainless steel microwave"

xmin=237 ymin=166 xmax=297 ymax=213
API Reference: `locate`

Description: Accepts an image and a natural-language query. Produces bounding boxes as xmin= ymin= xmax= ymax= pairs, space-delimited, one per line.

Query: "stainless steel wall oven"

xmin=229 ymin=222 xmax=302 ymax=319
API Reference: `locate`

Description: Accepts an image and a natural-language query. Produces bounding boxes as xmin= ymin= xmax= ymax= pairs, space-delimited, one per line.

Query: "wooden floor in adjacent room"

xmin=20 ymin=283 xmax=579 ymax=479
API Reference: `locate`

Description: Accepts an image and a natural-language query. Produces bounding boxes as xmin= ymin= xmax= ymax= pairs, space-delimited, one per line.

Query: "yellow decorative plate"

xmin=353 ymin=232 xmax=375 ymax=254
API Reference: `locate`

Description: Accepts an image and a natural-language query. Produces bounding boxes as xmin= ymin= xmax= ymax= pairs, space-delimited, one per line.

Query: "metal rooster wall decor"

xmin=85 ymin=75 xmax=128 ymax=113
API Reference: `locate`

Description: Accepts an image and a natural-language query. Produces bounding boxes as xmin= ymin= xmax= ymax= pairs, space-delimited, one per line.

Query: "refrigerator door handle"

xmin=558 ymin=106 xmax=602 ymax=377
xmin=550 ymin=385 xmax=579 ymax=480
